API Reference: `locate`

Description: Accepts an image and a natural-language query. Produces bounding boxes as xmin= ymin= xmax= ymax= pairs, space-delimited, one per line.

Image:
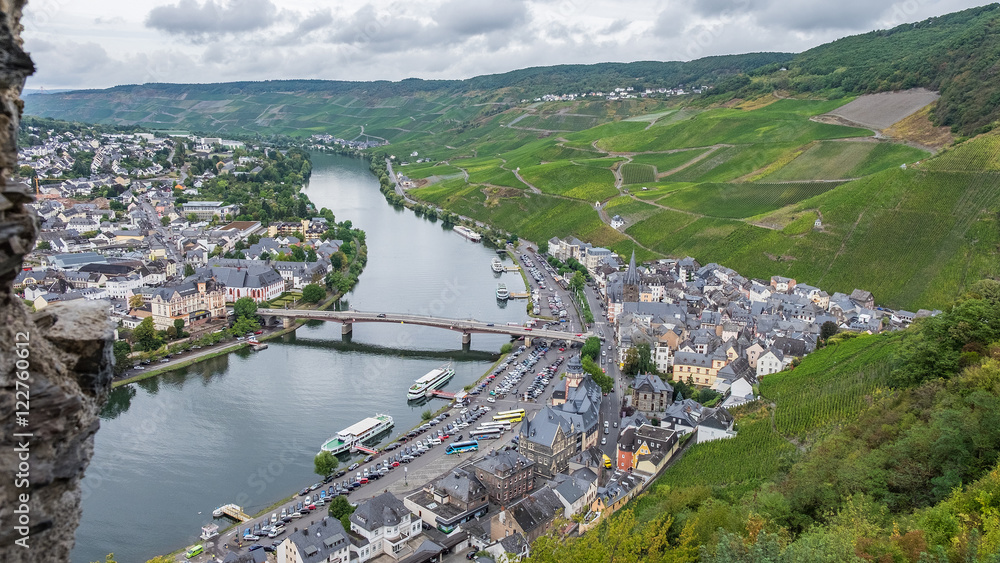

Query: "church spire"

xmin=624 ymin=249 xmax=640 ymax=285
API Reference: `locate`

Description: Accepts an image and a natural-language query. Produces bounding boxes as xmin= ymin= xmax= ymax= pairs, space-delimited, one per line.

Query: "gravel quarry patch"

xmin=824 ymin=88 xmax=940 ymax=130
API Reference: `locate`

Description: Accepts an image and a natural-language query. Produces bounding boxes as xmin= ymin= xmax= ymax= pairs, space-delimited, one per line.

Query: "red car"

xmin=254 ymin=330 xmax=263 ymax=335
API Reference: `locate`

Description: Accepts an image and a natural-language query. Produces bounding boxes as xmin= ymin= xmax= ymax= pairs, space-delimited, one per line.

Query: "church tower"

xmin=622 ymin=250 xmax=640 ymax=303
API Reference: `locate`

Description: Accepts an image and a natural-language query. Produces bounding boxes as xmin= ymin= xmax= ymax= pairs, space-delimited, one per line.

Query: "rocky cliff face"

xmin=0 ymin=2 xmax=117 ymax=562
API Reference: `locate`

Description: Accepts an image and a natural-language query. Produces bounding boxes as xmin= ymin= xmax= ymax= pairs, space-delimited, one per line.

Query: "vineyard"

xmin=518 ymin=160 xmax=618 ymax=200
xmin=620 ymin=162 xmax=657 ymax=185
xmin=595 ymin=100 xmax=870 ymax=152
xmin=763 ymin=140 xmax=927 ymax=181
xmin=658 ymin=182 xmax=839 ymax=218
xmin=638 ymin=403 xmax=796 ymax=516
xmin=760 ymin=334 xmax=898 ymax=438
xmin=630 ymin=149 xmax=711 ymax=176
xmin=667 ymin=143 xmax=803 ymax=183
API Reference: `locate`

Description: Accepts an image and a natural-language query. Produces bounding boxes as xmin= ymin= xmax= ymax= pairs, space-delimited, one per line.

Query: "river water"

xmin=71 ymin=153 xmax=528 ymax=563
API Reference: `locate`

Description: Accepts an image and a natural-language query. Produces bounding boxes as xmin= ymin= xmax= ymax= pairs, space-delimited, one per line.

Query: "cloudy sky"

xmin=21 ymin=0 xmax=991 ymax=90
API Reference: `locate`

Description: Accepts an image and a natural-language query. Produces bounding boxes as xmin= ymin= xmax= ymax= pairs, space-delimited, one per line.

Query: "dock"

xmin=250 ymin=342 xmax=268 ymax=351
xmin=428 ymin=389 xmax=456 ymax=399
xmin=502 ymin=265 xmax=520 ymax=272
xmin=353 ymin=444 xmax=377 ymax=455
xmin=509 ymin=292 xmax=530 ymax=299
xmin=214 ymin=503 xmax=252 ymax=522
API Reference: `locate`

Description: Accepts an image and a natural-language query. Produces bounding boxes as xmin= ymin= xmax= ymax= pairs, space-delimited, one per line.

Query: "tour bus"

xmin=445 ymin=440 xmax=480 ymax=455
xmin=185 ymin=545 xmax=204 ymax=559
xmin=469 ymin=428 xmax=503 ymax=440
xmin=492 ymin=409 xmax=527 ymax=423
xmin=478 ymin=421 xmax=513 ymax=431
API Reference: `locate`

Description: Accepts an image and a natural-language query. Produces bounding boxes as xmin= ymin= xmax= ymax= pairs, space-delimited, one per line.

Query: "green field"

xmin=412 ymin=182 xmax=627 ymax=248
xmin=667 ymin=143 xmax=803 ymax=183
xmin=518 ymin=161 xmax=617 ymax=200
xmin=659 ymin=182 xmax=841 ymax=218
xmin=630 ymin=149 xmax=711 ymax=175
xmin=761 ymin=334 xmax=896 ymax=438
xmin=603 ymin=196 xmax=659 ymax=223
xmin=398 ymin=162 xmax=462 ymax=179
xmin=620 ymin=162 xmax=657 ymax=185
xmin=596 ymin=100 xmax=871 ymax=152
xmin=764 ymin=140 xmax=929 ymax=181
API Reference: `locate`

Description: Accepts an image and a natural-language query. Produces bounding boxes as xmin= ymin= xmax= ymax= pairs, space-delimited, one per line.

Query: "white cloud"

xmin=16 ymin=0 xmax=994 ymax=89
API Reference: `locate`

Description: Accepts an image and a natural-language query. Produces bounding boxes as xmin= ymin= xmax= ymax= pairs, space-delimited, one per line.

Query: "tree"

xmin=328 ymin=495 xmax=356 ymax=530
xmin=173 ymin=318 xmax=186 ymax=338
xmin=581 ymin=336 xmax=601 ymax=361
xmin=421 ymin=409 xmax=433 ymax=421
xmin=128 ymin=293 xmax=144 ymax=310
xmin=232 ymin=315 xmax=259 ymax=335
xmin=570 ymin=270 xmax=586 ymax=293
xmin=113 ymin=340 xmax=132 ymax=375
xmin=301 ymin=283 xmax=325 ymax=303
xmin=820 ymin=321 xmax=839 ymax=342
xmin=35 ymin=240 xmax=51 ymax=250
xmin=314 ymin=451 xmax=339 ymax=477
xmin=160 ymin=216 xmax=170 ymax=226
xmin=183 ymin=263 xmax=195 ymax=277
xmin=133 ymin=317 xmax=162 ymax=352
xmin=622 ymin=343 xmax=655 ymax=375
xmin=500 ymin=342 xmax=513 ymax=354
xmin=538 ymin=240 xmax=549 ymax=255
xmin=186 ymin=213 xmax=199 ymax=223
xmin=330 ymin=251 xmax=347 ymax=270
xmin=233 ymin=296 xmax=258 ymax=319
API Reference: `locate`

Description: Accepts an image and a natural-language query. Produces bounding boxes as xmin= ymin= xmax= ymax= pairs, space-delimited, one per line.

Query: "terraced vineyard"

xmin=760 ymin=334 xmax=897 ymax=438
xmin=517 ymin=161 xmax=617 ymax=200
xmin=630 ymin=149 xmax=711 ymax=176
xmin=764 ymin=140 xmax=928 ymax=181
xmin=658 ymin=182 xmax=840 ymax=218
xmin=621 ymin=162 xmax=657 ymax=185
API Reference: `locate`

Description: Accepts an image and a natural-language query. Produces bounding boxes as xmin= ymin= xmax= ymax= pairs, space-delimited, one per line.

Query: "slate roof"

xmin=283 ymin=517 xmax=350 ymax=563
xmin=351 ymin=491 xmax=409 ymax=532
xmin=474 ymin=449 xmax=534 ymax=477
xmin=632 ymin=373 xmax=672 ymax=395
xmin=507 ymin=487 xmax=563 ymax=535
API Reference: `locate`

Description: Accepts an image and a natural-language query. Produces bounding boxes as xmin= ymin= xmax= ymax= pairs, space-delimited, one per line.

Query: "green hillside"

xmin=713 ymin=3 xmax=1000 ymax=136
xmin=527 ymin=282 xmax=1000 ymax=562
xmin=23 ymin=53 xmax=789 ymax=138
xmin=407 ymin=93 xmax=1000 ymax=312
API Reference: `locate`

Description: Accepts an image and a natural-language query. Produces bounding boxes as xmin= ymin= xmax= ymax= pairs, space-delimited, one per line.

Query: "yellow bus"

xmin=185 ymin=545 xmax=204 ymax=559
xmin=493 ymin=409 xmax=526 ymax=423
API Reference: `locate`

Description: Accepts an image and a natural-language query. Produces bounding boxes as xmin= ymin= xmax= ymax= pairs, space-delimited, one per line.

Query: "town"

xmin=11 ymin=122 xmax=937 ymax=563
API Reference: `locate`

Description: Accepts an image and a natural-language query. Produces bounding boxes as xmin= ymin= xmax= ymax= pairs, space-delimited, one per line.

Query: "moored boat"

xmin=407 ymin=364 xmax=456 ymax=400
xmin=320 ymin=414 xmax=395 ymax=455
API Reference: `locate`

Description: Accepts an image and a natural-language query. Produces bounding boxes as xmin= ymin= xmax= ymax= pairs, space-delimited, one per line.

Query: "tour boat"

xmin=407 ymin=364 xmax=456 ymax=400
xmin=320 ymin=414 xmax=395 ymax=455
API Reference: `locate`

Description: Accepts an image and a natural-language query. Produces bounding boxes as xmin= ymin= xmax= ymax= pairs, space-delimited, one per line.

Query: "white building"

xmin=348 ymin=492 xmax=423 ymax=562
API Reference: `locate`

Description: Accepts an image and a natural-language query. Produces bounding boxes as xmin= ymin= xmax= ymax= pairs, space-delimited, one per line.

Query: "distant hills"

xmin=22 ymin=53 xmax=791 ymax=137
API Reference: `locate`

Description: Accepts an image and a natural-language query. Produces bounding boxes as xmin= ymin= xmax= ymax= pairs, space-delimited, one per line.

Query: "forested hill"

xmin=22 ymin=53 xmax=790 ymax=129
xmin=715 ymin=3 xmax=1000 ymax=136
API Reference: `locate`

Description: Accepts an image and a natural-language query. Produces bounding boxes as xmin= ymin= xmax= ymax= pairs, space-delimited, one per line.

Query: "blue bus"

xmin=445 ymin=440 xmax=479 ymax=455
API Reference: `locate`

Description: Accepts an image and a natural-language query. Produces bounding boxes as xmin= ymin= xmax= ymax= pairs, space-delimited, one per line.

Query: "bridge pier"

xmin=462 ymin=332 xmax=471 ymax=346
xmin=524 ymin=336 xmax=532 ymax=347
xmin=283 ymin=317 xmax=293 ymax=329
xmin=343 ymin=322 xmax=353 ymax=336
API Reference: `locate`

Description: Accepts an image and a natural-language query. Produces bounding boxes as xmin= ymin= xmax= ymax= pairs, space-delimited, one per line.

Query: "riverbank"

xmin=111 ymin=242 xmax=366 ymax=389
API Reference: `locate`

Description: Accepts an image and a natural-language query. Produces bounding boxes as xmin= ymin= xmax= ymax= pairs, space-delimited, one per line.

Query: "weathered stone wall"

xmin=0 ymin=2 xmax=117 ymax=562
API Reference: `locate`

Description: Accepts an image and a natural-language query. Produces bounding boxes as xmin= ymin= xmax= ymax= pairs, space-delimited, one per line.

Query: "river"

xmin=70 ymin=153 xmax=528 ymax=563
